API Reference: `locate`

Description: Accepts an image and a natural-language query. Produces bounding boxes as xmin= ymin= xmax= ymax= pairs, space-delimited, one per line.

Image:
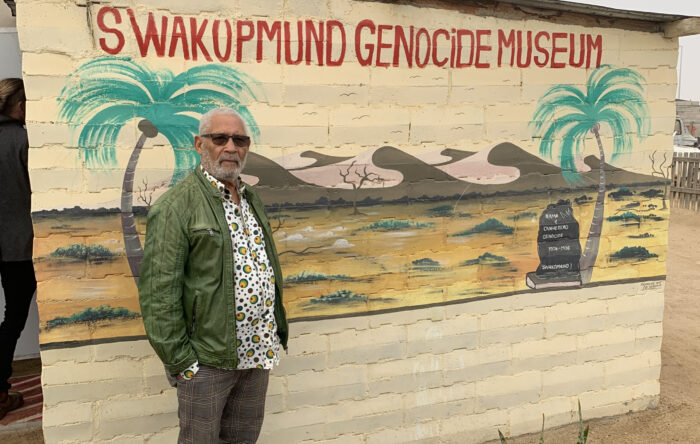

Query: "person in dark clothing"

xmin=0 ymin=78 xmax=36 ymax=419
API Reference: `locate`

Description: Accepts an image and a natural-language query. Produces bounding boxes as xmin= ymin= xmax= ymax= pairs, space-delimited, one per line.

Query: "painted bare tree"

xmin=339 ymin=160 xmax=384 ymax=215
xmin=649 ymin=150 xmax=670 ymax=210
xmin=137 ymin=178 xmax=156 ymax=210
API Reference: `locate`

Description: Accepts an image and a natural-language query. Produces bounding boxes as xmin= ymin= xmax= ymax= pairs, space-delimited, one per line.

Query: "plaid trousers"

xmin=176 ymin=365 xmax=270 ymax=444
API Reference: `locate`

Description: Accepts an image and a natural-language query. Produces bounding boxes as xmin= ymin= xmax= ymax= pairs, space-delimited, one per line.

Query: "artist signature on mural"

xmin=640 ymin=281 xmax=663 ymax=292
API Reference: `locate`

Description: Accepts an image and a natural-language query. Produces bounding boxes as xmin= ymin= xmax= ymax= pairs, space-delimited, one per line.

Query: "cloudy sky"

xmin=572 ymin=0 xmax=700 ymax=101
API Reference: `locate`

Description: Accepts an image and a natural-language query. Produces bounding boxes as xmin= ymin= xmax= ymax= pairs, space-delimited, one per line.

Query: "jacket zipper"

xmin=193 ymin=228 xmax=218 ymax=236
xmin=191 ymin=295 xmax=198 ymax=336
xmin=195 ymin=167 xmax=239 ymax=368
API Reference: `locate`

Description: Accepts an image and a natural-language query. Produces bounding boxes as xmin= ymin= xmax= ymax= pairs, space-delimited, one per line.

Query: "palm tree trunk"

xmin=579 ymin=124 xmax=606 ymax=284
xmin=122 ymin=133 xmax=147 ymax=285
xmin=121 ymin=120 xmax=158 ymax=285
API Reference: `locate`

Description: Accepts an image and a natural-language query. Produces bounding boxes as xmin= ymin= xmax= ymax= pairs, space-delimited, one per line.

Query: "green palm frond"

xmin=531 ymin=65 xmax=650 ymax=183
xmin=598 ymin=109 xmax=634 ymax=154
xmin=168 ymin=64 xmax=262 ymax=139
xmin=532 ymin=97 xmax=589 ymax=132
xmin=589 ymin=66 xmax=644 ymax=100
xmin=538 ymin=113 xmax=589 ymax=159
xmin=559 ymin=121 xmax=594 ymax=184
xmin=59 ymin=81 xmax=152 ymax=124
xmin=598 ymin=89 xmax=650 ymax=150
xmin=531 ymin=86 xmax=588 ymax=135
xmin=542 ymin=84 xmax=588 ymax=102
xmin=57 ymin=57 xmax=261 ymax=184
xmin=157 ymin=113 xmax=201 ymax=183
xmin=78 ymin=104 xmax=137 ymax=166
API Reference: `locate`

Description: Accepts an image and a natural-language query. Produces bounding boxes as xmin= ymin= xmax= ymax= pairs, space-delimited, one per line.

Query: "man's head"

xmin=0 ymin=78 xmax=26 ymax=123
xmin=195 ymin=108 xmax=251 ymax=184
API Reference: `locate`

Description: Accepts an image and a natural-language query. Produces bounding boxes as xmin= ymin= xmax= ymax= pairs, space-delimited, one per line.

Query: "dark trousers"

xmin=177 ymin=366 xmax=270 ymax=444
xmin=0 ymin=260 xmax=37 ymax=392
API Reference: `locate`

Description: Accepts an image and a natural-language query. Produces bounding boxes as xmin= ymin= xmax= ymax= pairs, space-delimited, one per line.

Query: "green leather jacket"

xmin=138 ymin=166 xmax=288 ymax=374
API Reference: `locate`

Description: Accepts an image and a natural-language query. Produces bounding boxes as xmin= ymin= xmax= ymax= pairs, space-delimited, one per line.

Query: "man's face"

xmin=195 ymin=114 xmax=249 ymax=184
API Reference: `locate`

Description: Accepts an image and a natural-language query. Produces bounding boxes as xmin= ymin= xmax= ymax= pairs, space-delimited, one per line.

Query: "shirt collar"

xmin=200 ymin=165 xmax=245 ymax=201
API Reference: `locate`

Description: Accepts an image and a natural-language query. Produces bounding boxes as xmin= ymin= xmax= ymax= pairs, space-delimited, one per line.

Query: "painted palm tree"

xmin=531 ymin=65 xmax=650 ymax=284
xmin=58 ymin=57 xmax=260 ymax=284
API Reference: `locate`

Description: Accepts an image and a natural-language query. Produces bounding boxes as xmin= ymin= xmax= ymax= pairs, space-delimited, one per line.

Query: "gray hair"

xmin=199 ymin=107 xmax=247 ymax=135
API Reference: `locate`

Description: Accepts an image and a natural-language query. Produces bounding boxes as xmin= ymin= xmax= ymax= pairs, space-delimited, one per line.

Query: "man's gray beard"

xmin=200 ymin=148 xmax=247 ymax=183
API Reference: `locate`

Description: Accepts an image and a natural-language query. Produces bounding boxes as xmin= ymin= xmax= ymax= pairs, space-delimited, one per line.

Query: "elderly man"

xmin=139 ymin=107 xmax=288 ymax=443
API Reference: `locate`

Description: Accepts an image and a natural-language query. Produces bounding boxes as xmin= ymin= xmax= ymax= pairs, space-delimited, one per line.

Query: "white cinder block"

xmin=544 ymin=299 xmax=608 ymax=322
xmin=577 ymin=326 xmax=636 ymax=349
xmin=43 ymin=401 xmax=93 ymax=427
xmin=635 ymin=322 xmax=663 ymax=339
xmin=512 ymin=335 xmax=577 ymax=359
xmin=264 ymin=405 xmax=329 ymax=429
xmin=365 ymin=421 xmax=442 ymax=444
xmin=287 ymin=366 xmax=366 ymax=392
xmin=481 ymin=308 xmax=545 ymax=330
xmin=43 ymin=360 xmax=144 ymax=386
xmin=326 ymin=393 xmax=404 ymax=422
xmin=287 ymin=333 xmax=329 ymax=356
xmin=329 ymin=324 xmax=406 ymax=352
xmin=97 ymin=391 xmax=177 ymax=421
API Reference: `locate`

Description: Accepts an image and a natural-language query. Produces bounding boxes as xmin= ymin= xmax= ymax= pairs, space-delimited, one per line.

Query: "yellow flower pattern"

xmin=202 ymin=167 xmax=279 ymax=369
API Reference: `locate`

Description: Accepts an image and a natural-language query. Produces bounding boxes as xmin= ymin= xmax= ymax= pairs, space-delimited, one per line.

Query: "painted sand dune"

xmin=272 ymin=150 xmax=354 ymax=170
xmin=288 ymin=147 xmax=404 ymax=188
xmin=435 ymin=145 xmax=520 ymax=184
xmin=242 ymin=152 xmax=308 ymax=188
xmin=415 ymin=148 xmax=476 ymax=166
xmin=35 ymin=143 xmax=666 ymax=212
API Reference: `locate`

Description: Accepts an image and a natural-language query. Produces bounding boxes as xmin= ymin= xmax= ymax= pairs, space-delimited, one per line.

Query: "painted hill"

xmin=292 ymin=151 xmax=354 ymax=170
xmin=432 ymin=149 xmax=476 ymax=166
xmin=488 ymin=142 xmax=561 ymax=174
xmin=255 ymin=143 xmax=664 ymax=205
xmin=287 ymin=147 xmax=404 ymax=188
xmin=436 ymin=145 xmax=520 ymax=184
xmin=484 ymin=143 xmax=662 ymax=193
xmin=372 ymin=146 xmax=458 ymax=183
xmin=244 ymin=152 xmax=309 ymax=188
xmin=39 ymin=143 xmax=666 ymax=212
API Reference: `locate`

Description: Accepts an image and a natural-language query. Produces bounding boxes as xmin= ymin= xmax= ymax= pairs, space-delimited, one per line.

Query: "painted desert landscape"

xmin=32 ymin=142 xmax=668 ymax=345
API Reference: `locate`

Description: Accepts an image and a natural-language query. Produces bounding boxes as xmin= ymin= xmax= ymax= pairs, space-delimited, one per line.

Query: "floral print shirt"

xmin=202 ymin=167 xmax=280 ymax=369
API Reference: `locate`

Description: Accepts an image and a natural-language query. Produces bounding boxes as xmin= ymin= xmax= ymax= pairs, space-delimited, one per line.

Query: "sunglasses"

xmin=200 ymin=133 xmax=251 ymax=148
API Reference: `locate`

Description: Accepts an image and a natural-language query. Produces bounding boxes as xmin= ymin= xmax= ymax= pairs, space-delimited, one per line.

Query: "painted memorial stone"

xmin=526 ymin=200 xmax=582 ymax=289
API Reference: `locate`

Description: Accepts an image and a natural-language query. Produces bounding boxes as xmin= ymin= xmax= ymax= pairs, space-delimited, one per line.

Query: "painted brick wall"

xmin=40 ymin=281 xmax=663 ymax=443
xmin=15 ymin=0 xmax=674 ymax=442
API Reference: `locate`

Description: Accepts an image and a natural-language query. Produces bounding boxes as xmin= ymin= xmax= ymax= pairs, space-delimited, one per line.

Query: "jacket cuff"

xmin=164 ymin=350 xmax=198 ymax=375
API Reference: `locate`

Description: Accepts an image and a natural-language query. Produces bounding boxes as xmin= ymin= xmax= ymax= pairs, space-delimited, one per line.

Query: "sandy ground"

xmin=1 ymin=207 xmax=698 ymax=444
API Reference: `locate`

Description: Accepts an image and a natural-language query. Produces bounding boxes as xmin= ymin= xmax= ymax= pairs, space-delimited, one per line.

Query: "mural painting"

xmin=527 ymin=65 xmax=651 ymax=288
xmin=56 ymin=58 xmax=262 ymax=283
xmin=32 ymin=7 xmax=669 ymax=347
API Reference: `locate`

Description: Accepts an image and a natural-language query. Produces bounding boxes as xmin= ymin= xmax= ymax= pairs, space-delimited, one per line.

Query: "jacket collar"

xmin=0 ymin=114 xmax=22 ymax=126
xmin=193 ymin=163 xmax=249 ymax=199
